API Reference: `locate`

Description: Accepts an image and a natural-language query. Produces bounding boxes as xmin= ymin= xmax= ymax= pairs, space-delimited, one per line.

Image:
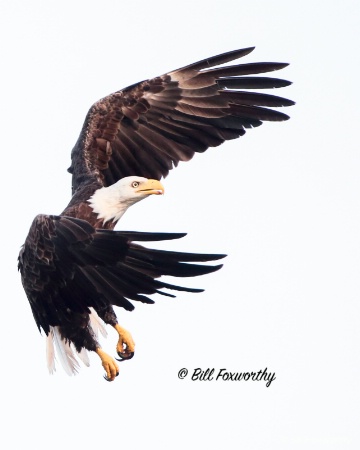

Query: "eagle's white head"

xmin=88 ymin=176 xmax=164 ymax=224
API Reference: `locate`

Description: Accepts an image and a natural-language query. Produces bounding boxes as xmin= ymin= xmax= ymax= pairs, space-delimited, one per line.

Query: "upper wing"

xmin=18 ymin=215 xmax=225 ymax=334
xmin=68 ymin=47 xmax=294 ymax=193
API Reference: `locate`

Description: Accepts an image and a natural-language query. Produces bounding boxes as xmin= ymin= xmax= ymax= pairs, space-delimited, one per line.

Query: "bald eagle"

xmin=18 ymin=47 xmax=294 ymax=381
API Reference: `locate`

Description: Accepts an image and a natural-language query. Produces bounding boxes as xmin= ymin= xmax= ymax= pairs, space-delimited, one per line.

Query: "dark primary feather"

xmin=68 ymin=46 xmax=294 ymax=194
xmin=18 ymin=215 xmax=226 ymax=334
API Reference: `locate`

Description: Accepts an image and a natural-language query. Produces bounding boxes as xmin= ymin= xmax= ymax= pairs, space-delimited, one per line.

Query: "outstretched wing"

xmin=18 ymin=215 xmax=225 ymax=334
xmin=69 ymin=47 xmax=294 ymax=193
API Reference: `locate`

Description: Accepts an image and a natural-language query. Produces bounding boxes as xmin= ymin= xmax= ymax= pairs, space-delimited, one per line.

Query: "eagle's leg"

xmin=95 ymin=348 xmax=119 ymax=381
xmin=113 ymin=324 xmax=135 ymax=360
xmin=59 ymin=314 xmax=119 ymax=381
xmin=95 ymin=305 xmax=135 ymax=360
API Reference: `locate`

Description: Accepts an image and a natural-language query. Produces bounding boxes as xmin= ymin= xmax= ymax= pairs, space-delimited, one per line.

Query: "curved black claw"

xmin=116 ymin=351 xmax=134 ymax=361
xmin=103 ymin=372 xmax=119 ymax=381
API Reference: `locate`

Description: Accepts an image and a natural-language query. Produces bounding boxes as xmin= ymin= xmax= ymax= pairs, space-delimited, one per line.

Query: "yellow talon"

xmin=96 ymin=348 xmax=119 ymax=381
xmin=113 ymin=324 xmax=135 ymax=358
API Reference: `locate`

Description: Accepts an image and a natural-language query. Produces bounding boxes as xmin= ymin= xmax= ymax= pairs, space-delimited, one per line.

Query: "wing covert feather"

xmin=68 ymin=47 xmax=294 ymax=193
xmin=18 ymin=215 xmax=226 ymax=334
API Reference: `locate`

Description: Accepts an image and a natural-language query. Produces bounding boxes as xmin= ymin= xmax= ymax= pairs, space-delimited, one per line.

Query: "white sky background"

xmin=1 ymin=0 xmax=360 ymax=448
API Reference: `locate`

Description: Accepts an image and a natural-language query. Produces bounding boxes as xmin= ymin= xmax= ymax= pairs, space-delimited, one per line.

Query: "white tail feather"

xmin=46 ymin=330 xmax=56 ymax=374
xmin=77 ymin=348 xmax=90 ymax=367
xmin=89 ymin=307 xmax=108 ymax=338
xmin=47 ymin=327 xmax=80 ymax=376
xmin=46 ymin=310 xmax=108 ymax=376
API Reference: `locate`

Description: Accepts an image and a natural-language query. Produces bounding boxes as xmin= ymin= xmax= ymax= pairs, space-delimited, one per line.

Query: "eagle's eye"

xmin=131 ymin=181 xmax=140 ymax=188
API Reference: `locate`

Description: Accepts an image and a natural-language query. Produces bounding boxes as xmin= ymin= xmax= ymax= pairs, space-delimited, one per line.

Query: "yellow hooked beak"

xmin=136 ymin=179 xmax=165 ymax=195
